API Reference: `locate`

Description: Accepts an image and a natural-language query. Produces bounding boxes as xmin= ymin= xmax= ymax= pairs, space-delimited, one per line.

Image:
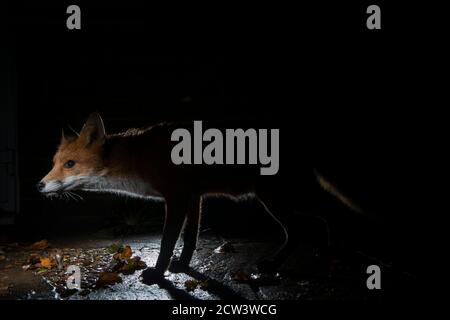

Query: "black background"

xmin=3 ymin=1 xmax=441 ymax=304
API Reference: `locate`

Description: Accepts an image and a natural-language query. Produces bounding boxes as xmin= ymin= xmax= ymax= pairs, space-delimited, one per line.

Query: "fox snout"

xmin=36 ymin=178 xmax=65 ymax=195
xmin=36 ymin=181 xmax=45 ymax=192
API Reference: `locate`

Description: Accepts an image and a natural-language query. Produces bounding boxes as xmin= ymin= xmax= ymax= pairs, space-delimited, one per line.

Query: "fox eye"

xmin=64 ymin=160 xmax=76 ymax=168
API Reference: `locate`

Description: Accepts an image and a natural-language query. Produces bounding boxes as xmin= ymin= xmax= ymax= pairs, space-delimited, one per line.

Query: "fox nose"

xmin=36 ymin=181 xmax=45 ymax=192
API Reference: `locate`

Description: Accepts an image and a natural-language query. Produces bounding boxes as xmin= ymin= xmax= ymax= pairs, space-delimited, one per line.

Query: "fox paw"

xmin=140 ymin=267 xmax=165 ymax=285
xmin=169 ymin=258 xmax=190 ymax=273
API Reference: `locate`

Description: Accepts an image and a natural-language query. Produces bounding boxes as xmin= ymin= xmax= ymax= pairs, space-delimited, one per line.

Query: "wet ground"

xmin=0 ymin=230 xmax=394 ymax=301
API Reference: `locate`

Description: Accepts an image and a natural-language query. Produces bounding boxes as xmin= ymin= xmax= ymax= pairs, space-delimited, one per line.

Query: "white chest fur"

xmin=82 ymin=175 xmax=163 ymax=200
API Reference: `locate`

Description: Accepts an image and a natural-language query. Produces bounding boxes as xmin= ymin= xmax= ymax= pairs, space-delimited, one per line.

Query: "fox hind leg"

xmin=255 ymin=193 xmax=298 ymax=273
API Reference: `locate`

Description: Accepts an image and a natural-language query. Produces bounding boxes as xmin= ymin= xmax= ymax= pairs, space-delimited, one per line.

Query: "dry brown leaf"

xmin=117 ymin=257 xmax=147 ymax=275
xmin=30 ymin=240 xmax=49 ymax=250
xmin=96 ymin=272 xmax=122 ymax=287
xmin=113 ymin=245 xmax=132 ymax=261
xmin=184 ymin=280 xmax=199 ymax=292
xmin=40 ymin=257 xmax=53 ymax=269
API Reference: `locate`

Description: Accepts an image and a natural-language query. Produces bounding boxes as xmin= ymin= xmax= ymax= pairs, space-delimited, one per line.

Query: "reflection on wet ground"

xmin=0 ymin=232 xmax=387 ymax=300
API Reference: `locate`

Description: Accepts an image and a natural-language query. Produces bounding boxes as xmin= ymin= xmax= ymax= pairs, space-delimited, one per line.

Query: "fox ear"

xmin=61 ymin=129 xmax=68 ymax=144
xmin=61 ymin=127 xmax=79 ymax=144
xmin=79 ymin=113 xmax=106 ymax=147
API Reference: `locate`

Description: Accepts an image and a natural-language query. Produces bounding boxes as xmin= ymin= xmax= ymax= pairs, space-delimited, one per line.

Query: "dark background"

xmin=2 ymin=1 xmax=439 ymax=278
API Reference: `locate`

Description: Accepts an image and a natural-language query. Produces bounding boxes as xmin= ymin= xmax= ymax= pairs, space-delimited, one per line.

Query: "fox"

xmin=37 ymin=113 xmax=364 ymax=284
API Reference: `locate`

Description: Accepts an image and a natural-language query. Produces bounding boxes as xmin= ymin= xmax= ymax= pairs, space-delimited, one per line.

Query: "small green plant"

xmin=107 ymin=242 xmax=124 ymax=254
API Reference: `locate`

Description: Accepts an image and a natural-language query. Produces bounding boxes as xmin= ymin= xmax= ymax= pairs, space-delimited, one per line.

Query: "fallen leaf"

xmin=30 ymin=240 xmax=49 ymax=250
xmin=184 ymin=280 xmax=199 ymax=291
xmin=117 ymin=257 xmax=147 ymax=275
xmin=113 ymin=245 xmax=132 ymax=261
xmin=96 ymin=272 xmax=122 ymax=287
xmin=109 ymin=260 xmax=125 ymax=272
xmin=40 ymin=257 xmax=53 ymax=269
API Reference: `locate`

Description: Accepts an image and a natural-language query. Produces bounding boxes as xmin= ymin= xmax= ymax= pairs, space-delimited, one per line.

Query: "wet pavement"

xmin=0 ymin=232 xmax=391 ymax=301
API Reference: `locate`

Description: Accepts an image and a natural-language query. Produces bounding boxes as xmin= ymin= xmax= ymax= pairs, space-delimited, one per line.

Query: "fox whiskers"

xmin=46 ymin=191 xmax=84 ymax=202
xmin=47 ymin=191 xmax=84 ymax=202
xmin=68 ymin=191 xmax=84 ymax=201
xmin=64 ymin=191 xmax=75 ymax=202
xmin=64 ymin=191 xmax=84 ymax=202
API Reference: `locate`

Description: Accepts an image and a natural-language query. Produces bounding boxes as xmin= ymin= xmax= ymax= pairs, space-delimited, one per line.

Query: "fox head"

xmin=37 ymin=113 xmax=107 ymax=196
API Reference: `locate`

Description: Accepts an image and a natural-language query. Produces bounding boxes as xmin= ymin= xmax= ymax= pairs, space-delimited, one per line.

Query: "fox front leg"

xmin=169 ymin=197 xmax=201 ymax=273
xmin=141 ymin=198 xmax=187 ymax=285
